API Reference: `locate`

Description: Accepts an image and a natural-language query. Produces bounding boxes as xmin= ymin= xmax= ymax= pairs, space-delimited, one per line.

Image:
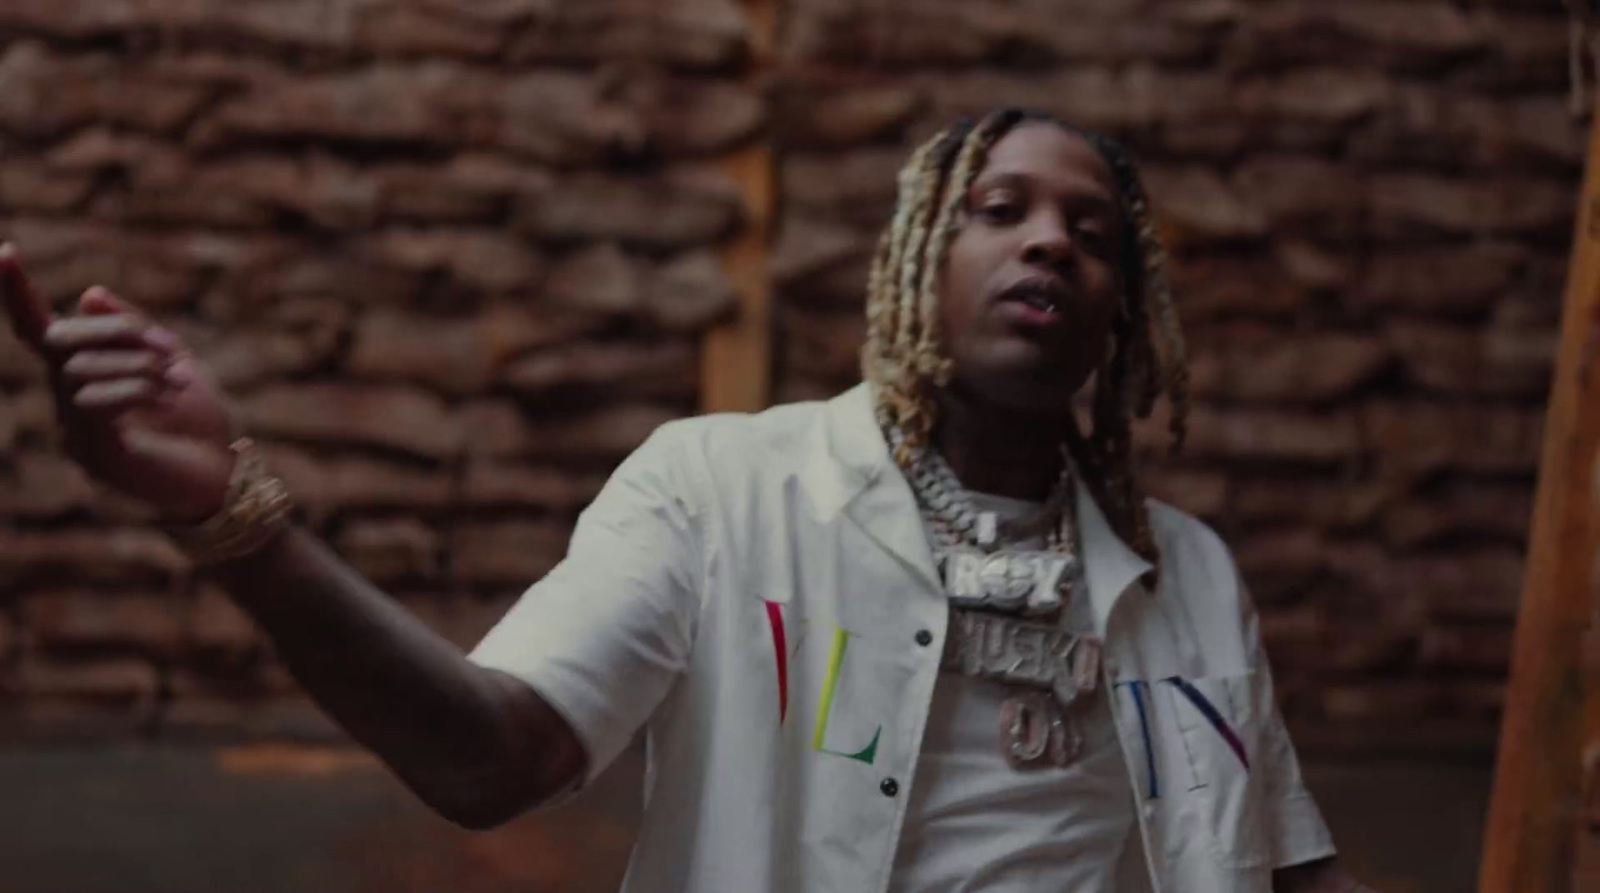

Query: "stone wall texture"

xmin=0 ymin=0 xmax=1582 ymax=755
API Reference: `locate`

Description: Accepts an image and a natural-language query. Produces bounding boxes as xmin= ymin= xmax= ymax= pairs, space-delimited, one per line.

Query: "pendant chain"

xmin=882 ymin=418 xmax=1080 ymax=557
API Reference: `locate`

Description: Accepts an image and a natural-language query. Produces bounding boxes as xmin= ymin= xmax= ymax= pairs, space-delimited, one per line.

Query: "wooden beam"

xmin=1479 ymin=109 xmax=1600 ymax=893
xmin=700 ymin=0 xmax=777 ymax=415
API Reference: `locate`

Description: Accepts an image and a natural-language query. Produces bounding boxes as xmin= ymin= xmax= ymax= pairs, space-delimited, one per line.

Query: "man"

xmin=3 ymin=108 xmax=1375 ymax=892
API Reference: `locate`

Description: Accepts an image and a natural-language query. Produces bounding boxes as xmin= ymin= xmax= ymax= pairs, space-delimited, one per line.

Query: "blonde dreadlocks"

xmin=861 ymin=108 xmax=1189 ymax=565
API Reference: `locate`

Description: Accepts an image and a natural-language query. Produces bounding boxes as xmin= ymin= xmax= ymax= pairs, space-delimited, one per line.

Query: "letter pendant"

xmin=941 ymin=548 xmax=1075 ymax=616
xmin=998 ymin=690 xmax=1083 ymax=770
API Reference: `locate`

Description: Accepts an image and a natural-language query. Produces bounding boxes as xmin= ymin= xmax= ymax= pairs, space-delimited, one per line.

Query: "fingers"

xmin=0 ymin=247 xmax=160 ymax=359
xmin=43 ymin=287 xmax=181 ymax=426
xmin=42 ymin=312 xmax=177 ymax=357
xmin=72 ymin=378 xmax=160 ymax=412
xmin=53 ymin=342 xmax=180 ymax=423
xmin=0 ymin=242 xmax=53 ymax=349
xmin=60 ymin=349 xmax=173 ymax=387
xmin=3 ymin=272 xmax=184 ymax=428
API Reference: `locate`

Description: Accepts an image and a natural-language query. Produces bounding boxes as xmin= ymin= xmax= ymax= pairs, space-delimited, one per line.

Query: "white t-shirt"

xmin=888 ymin=491 xmax=1143 ymax=893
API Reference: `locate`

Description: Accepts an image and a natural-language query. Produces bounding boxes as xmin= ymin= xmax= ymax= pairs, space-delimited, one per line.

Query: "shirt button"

xmin=880 ymin=777 xmax=900 ymax=797
xmin=914 ymin=629 xmax=933 ymax=647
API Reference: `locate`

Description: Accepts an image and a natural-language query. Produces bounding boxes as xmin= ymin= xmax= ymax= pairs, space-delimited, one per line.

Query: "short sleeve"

xmin=1240 ymin=587 xmax=1339 ymax=869
xmin=468 ymin=424 xmax=703 ymax=787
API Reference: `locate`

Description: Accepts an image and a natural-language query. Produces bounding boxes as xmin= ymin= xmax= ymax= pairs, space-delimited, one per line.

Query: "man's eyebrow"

xmin=1066 ymin=192 xmax=1118 ymax=215
xmin=970 ymin=171 xmax=1032 ymax=192
xmin=969 ymin=171 xmax=1117 ymax=214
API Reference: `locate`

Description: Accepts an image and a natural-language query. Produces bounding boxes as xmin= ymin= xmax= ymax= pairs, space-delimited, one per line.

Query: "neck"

xmin=932 ymin=388 xmax=1074 ymax=501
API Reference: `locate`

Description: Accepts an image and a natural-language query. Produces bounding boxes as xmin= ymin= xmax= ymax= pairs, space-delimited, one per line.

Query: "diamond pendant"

xmin=999 ymin=690 xmax=1083 ymax=770
xmin=941 ymin=548 xmax=1076 ymax=616
xmin=1054 ymin=636 xmax=1102 ymax=709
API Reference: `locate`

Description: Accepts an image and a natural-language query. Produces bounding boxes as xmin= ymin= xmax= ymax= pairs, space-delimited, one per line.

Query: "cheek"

xmin=1083 ymin=262 xmax=1122 ymax=327
xmin=937 ymin=240 xmax=988 ymax=332
xmin=1080 ymin=255 xmax=1119 ymax=295
xmin=1071 ymin=269 xmax=1123 ymax=363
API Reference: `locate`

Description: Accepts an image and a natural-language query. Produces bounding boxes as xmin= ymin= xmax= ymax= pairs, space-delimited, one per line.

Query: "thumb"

xmin=0 ymin=243 xmax=53 ymax=349
xmin=78 ymin=285 xmax=142 ymax=319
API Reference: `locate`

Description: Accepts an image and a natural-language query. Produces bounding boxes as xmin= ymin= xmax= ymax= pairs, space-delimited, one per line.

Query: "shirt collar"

xmin=811 ymin=383 xmax=1153 ymax=636
xmin=1073 ymin=474 xmax=1154 ymax=635
xmin=811 ymin=382 xmax=888 ymax=514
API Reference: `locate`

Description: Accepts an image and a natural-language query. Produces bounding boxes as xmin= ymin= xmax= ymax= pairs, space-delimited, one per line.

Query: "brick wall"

xmin=0 ymin=0 xmax=756 ymax=741
xmin=0 ymin=0 xmax=1582 ymax=754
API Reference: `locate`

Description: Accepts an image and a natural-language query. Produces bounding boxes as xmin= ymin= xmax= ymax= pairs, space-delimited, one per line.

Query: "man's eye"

xmin=1075 ymin=224 xmax=1112 ymax=254
xmin=978 ymin=201 xmax=1022 ymax=223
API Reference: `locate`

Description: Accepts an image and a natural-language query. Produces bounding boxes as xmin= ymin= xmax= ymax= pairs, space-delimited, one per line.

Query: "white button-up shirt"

xmin=470 ymin=383 xmax=1337 ymax=893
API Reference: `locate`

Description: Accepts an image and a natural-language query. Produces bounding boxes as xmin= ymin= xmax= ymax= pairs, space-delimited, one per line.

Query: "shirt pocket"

xmin=1166 ymin=672 xmax=1270 ymax=870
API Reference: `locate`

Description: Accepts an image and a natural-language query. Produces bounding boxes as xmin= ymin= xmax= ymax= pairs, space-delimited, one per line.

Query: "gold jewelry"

xmin=166 ymin=437 xmax=294 ymax=565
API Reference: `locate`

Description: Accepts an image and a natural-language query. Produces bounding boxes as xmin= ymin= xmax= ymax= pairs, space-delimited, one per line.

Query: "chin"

xmin=953 ymin=366 xmax=1085 ymax=416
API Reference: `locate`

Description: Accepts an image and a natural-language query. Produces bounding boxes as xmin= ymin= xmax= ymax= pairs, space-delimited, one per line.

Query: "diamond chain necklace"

xmin=882 ymin=418 xmax=1078 ymax=553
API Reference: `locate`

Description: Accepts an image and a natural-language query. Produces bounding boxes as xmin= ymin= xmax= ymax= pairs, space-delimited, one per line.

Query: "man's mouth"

xmin=995 ymin=279 xmax=1069 ymax=325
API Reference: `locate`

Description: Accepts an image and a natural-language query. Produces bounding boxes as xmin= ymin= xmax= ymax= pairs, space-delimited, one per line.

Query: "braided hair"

xmin=861 ymin=108 xmax=1189 ymax=565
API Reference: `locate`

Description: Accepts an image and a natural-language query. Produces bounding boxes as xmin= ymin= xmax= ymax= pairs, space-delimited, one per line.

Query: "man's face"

xmin=937 ymin=122 xmax=1126 ymax=414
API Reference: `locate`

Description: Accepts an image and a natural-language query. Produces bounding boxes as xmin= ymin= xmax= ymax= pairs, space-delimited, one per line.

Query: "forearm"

xmin=1274 ymin=858 xmax=1379 ymax=893
xmin=211 ymin=525 xmax=582 ymax=827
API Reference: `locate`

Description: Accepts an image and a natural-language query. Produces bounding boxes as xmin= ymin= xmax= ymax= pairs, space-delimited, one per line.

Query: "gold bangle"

xmin=166 ymin=438 xmax=295 ymax=565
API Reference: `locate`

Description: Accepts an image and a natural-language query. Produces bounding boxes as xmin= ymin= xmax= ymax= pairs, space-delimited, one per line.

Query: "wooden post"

xmin=1479 ymin=109 xmax=1600 ymax=893
xmin=700 ymin=0 xmax=777 ymax=415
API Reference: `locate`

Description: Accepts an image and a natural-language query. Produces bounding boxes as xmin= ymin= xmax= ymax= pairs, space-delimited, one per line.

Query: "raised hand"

xmin=1 ymin=243 xmax=237 ymax=522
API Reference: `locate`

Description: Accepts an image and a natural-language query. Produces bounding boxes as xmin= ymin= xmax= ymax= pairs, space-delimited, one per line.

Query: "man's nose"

xmin=1020 ymin=216 xmax=1073 ymax=268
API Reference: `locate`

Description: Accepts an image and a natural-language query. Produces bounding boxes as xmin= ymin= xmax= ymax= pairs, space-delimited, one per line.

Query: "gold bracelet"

xmin=166 ymin=437 xmax=295 ymax=565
